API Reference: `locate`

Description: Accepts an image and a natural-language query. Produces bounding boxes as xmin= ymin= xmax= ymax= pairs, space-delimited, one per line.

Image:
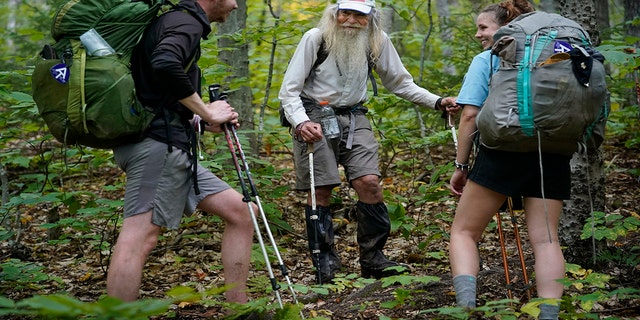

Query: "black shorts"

xmin=468 ymin=146 xmax=572 ymax=200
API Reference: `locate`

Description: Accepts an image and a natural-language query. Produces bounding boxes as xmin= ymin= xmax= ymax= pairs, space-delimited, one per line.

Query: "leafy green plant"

xmin=421 ymin=299 xmax=519 ymax=320
xmin=307 ymin=273 xmax=376 ymax=296
xmin=0 ymin=259 xmax=61 ymax=291
xmin=0 ymin=286 xmax=202 ymax=320
xmin=596 ymin=245 xmax=640 ymax=267
xmin=580 ymin=211 xmax=640 ymax=241
xmin=605 ymin=103 xmax=640 ymax=148
xmin=558 ymin=263 xmax=640 ymax=316
xmin=596 ymin=25 xmax=640 ymax=149
xmin=418 ymin=262 xmax=640 ymax=320
xmin=379 ymin=274 xmax=440 ymax=309
xmin=0 ymin=285 xmax=307 ymax=320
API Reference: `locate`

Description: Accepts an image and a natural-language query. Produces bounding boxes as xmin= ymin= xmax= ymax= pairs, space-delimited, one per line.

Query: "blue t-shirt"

xmin=456 ymin=50 xmax=499 ymax=108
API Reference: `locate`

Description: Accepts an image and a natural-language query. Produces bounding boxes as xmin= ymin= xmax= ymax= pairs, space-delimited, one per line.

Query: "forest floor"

xmin=1 ymin=136 xmax=639 ymax=319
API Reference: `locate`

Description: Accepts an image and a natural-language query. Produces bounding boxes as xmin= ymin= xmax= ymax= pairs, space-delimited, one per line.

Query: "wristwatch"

xmin=454 ymin=161 xmax=469 ymax=170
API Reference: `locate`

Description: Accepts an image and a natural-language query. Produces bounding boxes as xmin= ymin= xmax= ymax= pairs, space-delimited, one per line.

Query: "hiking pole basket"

xmin=208 ymin=85 xmax=302 ymax=314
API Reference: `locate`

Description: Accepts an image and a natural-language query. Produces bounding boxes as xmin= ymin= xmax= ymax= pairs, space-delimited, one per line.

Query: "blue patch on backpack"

xmin=554 ymin=40 xmax=572 ymax=53
xmin=50 ymin=63 xmax=69 ymax=84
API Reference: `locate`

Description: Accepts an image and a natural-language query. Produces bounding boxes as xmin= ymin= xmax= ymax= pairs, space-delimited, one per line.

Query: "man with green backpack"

xmin=32 ymin=0 xmax=253 ymax=309
xmin=101 ymin=0 xmax=255 ymax=306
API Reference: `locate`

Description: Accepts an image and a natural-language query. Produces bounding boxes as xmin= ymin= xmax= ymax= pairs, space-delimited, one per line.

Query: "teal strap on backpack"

xmin=532 ymin=30 xmax=557 ymax=62
xmin=518 ymin=35 xmax=534 ymax=136
xmin=518 ymin=30 xmax=558 ymax=137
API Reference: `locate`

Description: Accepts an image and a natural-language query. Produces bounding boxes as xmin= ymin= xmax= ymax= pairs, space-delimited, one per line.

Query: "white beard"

xmin=332 ymin=26 xmax=369 ymax=79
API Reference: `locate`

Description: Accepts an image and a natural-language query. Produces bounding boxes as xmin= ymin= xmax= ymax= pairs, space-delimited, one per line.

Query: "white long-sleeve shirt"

xmin=279 ymin=27 xmax=442 ymax=128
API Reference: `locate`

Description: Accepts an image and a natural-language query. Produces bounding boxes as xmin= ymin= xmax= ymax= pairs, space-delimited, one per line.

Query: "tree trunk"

xmin=623 ymin=0 xmax=640 ymax=107
xmin=557 ymin=0 xmax=607 ymax=266
xmin=538 ymin=0 xmax=560 ymax=13
xmin=624 ymin=0 xmax=640 ymax=47
xmin=217 ymin=0 xmax=257 ymax=155
xmin=5 ymin=0 xmax=17 ymax=50
xmin=436 ymin=0 xmax=455 ymax=76
xmin=595 ymin=0 xmax=611 ymax=40
xmin=383 ymin=5 xmax=409 ymax=53
xmin=559 ymin=0 xmax=600 ymax=45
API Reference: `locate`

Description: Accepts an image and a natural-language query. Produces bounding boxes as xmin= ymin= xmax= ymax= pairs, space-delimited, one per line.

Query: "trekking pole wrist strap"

xmin=454 ymin=161 xmax=469 ymax=170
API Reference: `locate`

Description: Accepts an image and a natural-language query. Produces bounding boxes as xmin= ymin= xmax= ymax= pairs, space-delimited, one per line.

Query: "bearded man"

xmin=279 ymin=0 xmax=458 ymax=284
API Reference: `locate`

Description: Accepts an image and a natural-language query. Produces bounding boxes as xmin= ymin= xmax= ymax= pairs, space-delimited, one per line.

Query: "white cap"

xmin=337 ymin=0 xmax=375 ymax=15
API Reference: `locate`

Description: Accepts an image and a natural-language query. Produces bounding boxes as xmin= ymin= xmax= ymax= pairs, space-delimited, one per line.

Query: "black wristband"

xmin=435 ymin=97 xmax=443 ymax=110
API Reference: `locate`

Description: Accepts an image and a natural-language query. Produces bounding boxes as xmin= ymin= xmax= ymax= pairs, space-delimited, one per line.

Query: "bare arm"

xmin=179 ymin=92 xmax=238 ymax=133
xmin=450 ymin=104 xmax=479 ymax=196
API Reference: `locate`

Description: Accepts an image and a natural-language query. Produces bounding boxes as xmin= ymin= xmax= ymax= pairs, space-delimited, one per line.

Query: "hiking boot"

xmin=361 ymin=260 xmax=410 ymax=279
xmin=316 ymin=245 xmax=342 ymax=283
xmin=355 ymin=201 xmax=409 ymax=279
xmin=305 ymin=205 xmax=342 ymax=284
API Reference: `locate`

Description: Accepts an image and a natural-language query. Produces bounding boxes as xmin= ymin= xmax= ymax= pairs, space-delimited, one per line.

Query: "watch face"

xmin=455 ymin=162 xmax=469 ymax=170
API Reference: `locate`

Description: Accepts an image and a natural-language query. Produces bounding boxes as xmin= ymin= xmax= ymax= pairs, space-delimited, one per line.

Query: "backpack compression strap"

xmin=517 ymin=30 xmax=558 ymax=137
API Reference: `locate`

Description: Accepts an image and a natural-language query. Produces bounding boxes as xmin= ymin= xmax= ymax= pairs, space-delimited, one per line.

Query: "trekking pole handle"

xmin=208 ymin=84 xmax=222 ymax=101
xmin=205 ymin=84 xmax=229 ymax=133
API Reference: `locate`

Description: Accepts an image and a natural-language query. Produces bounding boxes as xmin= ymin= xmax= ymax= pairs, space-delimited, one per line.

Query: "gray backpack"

xmin=476 ymin=11 xmax=609 ymax=155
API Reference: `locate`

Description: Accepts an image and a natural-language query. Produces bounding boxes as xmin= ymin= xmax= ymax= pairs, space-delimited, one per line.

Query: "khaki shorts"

xmin=113 ymin=138 xmax=230 ymax=229
xmin=293 ymin=112 xmax=380 ymax=190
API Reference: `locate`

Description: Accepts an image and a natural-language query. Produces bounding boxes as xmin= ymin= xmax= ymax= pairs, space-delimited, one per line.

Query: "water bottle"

xmin=319 ymin=101 xmax=340 ymax=139
xmin=80 ymin=28 xmax=115 ymax=56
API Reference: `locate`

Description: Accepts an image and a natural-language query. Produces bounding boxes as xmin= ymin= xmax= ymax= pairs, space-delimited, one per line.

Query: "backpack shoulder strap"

xmin=312 ymin=38 xmax=329 ymax=72
xmin=367 ymin=52 xmax=377 ymax=96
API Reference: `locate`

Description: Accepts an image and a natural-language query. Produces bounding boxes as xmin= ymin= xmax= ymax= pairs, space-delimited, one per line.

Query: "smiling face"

xmin=337 ymin=9 xmax=370 ymax=35
xmin=475 ymin=12 xmax=501 ymax=50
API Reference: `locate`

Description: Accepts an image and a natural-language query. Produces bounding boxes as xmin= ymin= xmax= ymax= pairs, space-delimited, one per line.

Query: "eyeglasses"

xmin=338 ymin=10 xmax=369 ymax=20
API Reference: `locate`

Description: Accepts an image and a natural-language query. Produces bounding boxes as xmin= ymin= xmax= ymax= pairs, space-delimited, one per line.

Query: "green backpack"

xmin=32 ymin=0 xmax=167 ymax=148
xmin=476 ymin=11 xmax=609 ymax=155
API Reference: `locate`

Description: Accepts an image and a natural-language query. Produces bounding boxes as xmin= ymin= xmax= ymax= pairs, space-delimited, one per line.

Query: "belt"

xmin=301 ymin=98 xmax=368 ymax=149
xmin=335 ymin=104 xmax=368 ymax=149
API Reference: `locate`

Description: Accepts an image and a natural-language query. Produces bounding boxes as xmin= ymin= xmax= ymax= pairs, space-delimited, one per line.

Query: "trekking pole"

xmin=495 ymin=210 xmax=513 ymax=300
xmin=226 ymin=123 xmax=305 ymax=317
xmin=507 ymin=197 xmax=531 ymax=300
xmin=449 ymin=113 xmax=458 ymax=151
xmin=207 ymin=85 xmax=286 ymax=310
xmin=308 ymin=143 xmax=323 ymax=284
xmin=224 ymin=124 xmax=283 ymax=308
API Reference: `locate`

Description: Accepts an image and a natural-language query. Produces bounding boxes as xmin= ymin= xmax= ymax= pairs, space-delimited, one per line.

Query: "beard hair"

xmin=331 ymin=26 xmax=369 ymax=79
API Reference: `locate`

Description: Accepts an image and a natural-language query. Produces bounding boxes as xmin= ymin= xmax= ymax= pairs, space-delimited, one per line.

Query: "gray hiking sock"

xmin=539 ymin=303 xmax=560 ymax=320
xmin=452 ymin=274 xmax=477 ymax=308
